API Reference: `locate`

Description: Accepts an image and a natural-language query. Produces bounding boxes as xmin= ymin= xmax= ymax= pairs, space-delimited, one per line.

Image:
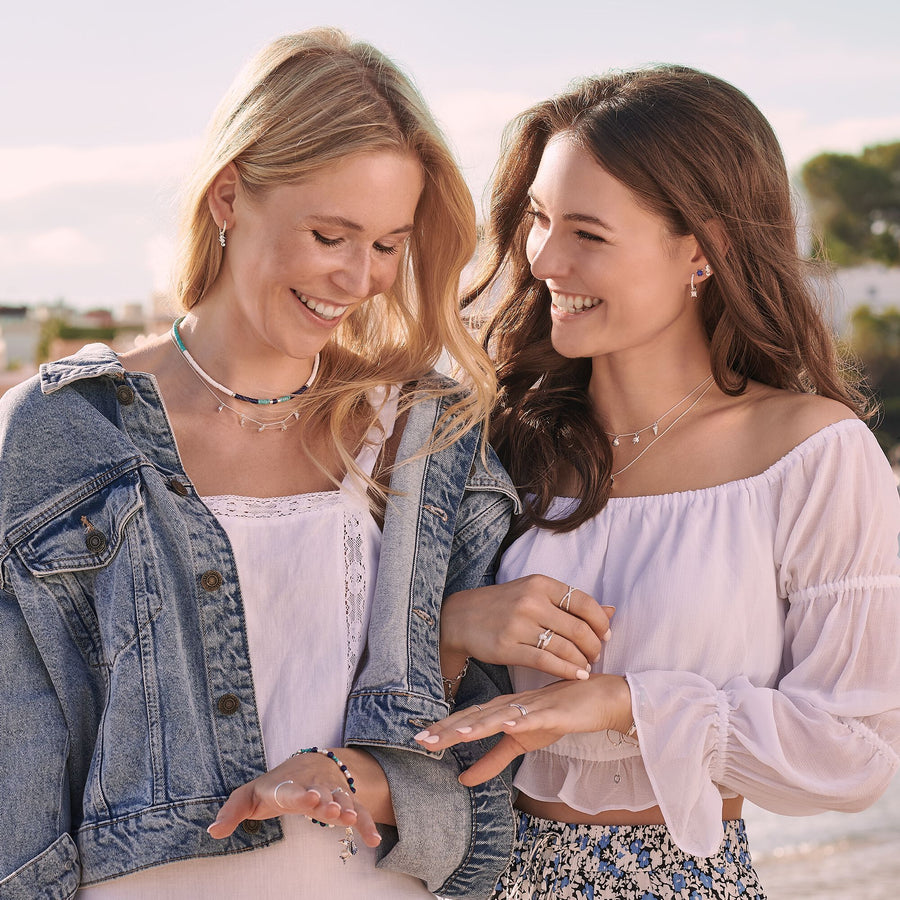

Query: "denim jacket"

xmin=0 ymin=344 xmax=519 ymax=899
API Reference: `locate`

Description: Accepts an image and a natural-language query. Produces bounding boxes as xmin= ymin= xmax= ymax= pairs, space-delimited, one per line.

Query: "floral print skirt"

xmin=491 ymin=812 xmax=766 ymax=899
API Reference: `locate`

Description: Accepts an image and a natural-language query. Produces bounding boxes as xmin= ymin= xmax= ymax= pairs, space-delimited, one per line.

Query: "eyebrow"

xmin=527 ymin=192 xmax=616 ymax=232
xmin=307 ymin=215 xmax=415 ymax=235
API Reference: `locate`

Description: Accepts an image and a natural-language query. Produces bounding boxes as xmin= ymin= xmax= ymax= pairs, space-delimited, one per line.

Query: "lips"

xmin=550 ymin=291 xmax=602 ymax=314
xmin=292 ymin=289 xmax=348 ymax=321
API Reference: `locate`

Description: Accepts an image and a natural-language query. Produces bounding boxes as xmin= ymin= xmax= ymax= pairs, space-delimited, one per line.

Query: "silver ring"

xmin=331 ymin=787 xmax=349 ymax=796
xmin=558 ymin=585 xmax=576 ymax=612
xmin=473 ymin=704 xmax=484 ymax=711
xmin=273 ymin=780 xmax=294 ymax=809
xmin=507 ymin=702 xmax=528 ymax=717
xmin=536 ymin=627 xmax=554 ymax=651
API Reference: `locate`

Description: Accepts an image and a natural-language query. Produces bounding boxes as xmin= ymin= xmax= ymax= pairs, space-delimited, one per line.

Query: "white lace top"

xmin=78 ymin=386 xmax=435 ymax=899
xmin=501 ymin=419 xmax=900 ymax=858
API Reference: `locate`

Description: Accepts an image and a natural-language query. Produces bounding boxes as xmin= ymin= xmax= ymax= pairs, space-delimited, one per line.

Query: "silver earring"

xmin=219 ymin=220 xmax=227 ymax=248
xmin=690 ymin=271 xmax=699 ymax=299
xmin=705 ymin=264 xmax=712 ymax=276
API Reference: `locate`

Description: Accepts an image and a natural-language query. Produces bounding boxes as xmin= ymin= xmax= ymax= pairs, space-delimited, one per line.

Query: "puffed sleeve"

xmin=627 ymin=421 xmax=900 ymax=857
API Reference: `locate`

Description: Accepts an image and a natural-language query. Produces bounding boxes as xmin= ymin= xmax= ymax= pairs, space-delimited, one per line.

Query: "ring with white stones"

xmin=273 ymin=780 xmax=294 ymax=809
xmin=507 ymin=703 xmax=529 ymax=717
xmin=558 ymin=585 xmax=576 ymax=612
xmin=536 ymin=627 xmax=554 ymax=651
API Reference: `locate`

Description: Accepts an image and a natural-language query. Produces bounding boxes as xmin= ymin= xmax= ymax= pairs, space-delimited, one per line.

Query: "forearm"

xmin=335 ymin=747 xmax=396 ymax=826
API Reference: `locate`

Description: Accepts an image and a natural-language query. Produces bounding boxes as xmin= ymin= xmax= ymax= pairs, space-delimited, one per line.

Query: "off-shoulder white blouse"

xmin=501 ymin=419 xmax=900 ymax=858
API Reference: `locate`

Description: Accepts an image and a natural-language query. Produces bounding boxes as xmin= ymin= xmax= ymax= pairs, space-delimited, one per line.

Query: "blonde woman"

xmin=0 ymin=30 xmax=519 ymax=899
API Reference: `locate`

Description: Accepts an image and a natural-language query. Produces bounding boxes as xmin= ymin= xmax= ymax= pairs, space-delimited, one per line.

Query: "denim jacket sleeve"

xmin=0 ymin=581 xmax=82 ymax=899
xmin=344 ymin=388 xmax=520 ymax=899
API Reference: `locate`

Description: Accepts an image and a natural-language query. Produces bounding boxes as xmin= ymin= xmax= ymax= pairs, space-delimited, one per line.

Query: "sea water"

xmin=745 ymin=774 xmax=900 ymax=898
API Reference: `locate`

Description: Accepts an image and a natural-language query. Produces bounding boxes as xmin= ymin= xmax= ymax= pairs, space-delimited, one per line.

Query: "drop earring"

xmin=690 ymin=269 xmax=703 ymax=299
xmin=219 ymin=220 xmax=227 ymax=248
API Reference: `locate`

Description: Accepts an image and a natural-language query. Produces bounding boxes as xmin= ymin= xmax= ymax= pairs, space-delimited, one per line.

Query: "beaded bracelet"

xmin=291 ymin=747 xmax=357 ymax=827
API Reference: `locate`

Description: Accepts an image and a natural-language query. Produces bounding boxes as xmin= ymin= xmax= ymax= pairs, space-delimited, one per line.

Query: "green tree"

xmin=849 ymin=304 xmax=900 ymax=450
xmin=802 ymin=142 xmax=900 ymax=267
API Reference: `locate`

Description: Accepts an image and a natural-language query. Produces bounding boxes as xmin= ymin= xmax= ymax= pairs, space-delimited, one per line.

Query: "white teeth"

xmin=550 ymin=292 xmax=601 ymax=314
xmin=295 ymin=291 xmax=346 ymax=321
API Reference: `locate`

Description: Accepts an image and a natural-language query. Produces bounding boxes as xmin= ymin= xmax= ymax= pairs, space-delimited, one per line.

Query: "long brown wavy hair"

xmin=464 ymin=65 xmax=868 ymax=535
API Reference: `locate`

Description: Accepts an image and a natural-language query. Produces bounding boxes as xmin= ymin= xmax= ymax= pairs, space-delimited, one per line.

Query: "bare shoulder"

xmin=744 ymin=383 xmax=858 ymax=456
xmin=118 ymin=332 xmax=172 ymax=375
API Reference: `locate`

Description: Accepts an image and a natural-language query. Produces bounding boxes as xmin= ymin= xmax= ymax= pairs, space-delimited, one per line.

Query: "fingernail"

xmin=413 ymin=730 xmax=430 ymax=741
xmin=576 ymin=668 xmax=590 ymax=680
xmin=206 ymin=824 xmax=217 ymax=835
xmin=307 ymin=789 xmax=321 ymax=802
xmin=601 ymin=605 xmax=616 ymax=615
xmin=455 ymin=726 xmax=473 ymax=734
xmin=423 ymin=734 xmax=441 ymax=744
xmin=503 ymin=720 xmax=517 ymax=727
xmin=602 ymin=629 xmax=612 ymax=642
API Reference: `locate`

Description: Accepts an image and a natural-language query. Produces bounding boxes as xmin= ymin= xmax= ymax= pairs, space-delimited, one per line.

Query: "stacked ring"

xmin=536 ymin=627 xmax=554 ymax=650
xmin=558 ymin=585 xmax=576 ymax=612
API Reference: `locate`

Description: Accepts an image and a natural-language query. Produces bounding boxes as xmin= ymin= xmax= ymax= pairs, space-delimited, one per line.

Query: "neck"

xmin=178 ymin=307 xmax=319 ymax=401
xmin=587 ymin=351 xmax=713 ymax=436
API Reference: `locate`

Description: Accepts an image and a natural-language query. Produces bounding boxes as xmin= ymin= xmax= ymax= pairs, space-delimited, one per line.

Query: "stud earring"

xmin=219 ymin=220 xmax=227 ymax=248
xmin=705 ymin=264 xmax=712 ymax=276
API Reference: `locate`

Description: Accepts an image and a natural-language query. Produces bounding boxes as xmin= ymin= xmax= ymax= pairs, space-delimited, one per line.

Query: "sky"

xmin=1 ymin=0 xmax=899 ymax=311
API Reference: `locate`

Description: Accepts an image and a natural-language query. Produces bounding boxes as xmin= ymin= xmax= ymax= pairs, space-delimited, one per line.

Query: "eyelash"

xmin=525 ymin=210 xmax=605 ymax=244
xmin=312 ymin=230 xmax=400 ymax=256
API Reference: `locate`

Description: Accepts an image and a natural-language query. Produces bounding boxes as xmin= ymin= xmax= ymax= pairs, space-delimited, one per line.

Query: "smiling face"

xmin=525 ymin=133 xmax=706 ymax=364
xmin=207 ymin=149 xmax=424 ymax=362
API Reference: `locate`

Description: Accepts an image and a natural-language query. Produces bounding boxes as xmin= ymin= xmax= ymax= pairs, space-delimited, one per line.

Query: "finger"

xmin=548 ymin=593 xmax=615 ymax=653
xmin=352 ymin=802 xmax=383 ymax=848
xmin=458 ymin=735 xmax=526 ymax=786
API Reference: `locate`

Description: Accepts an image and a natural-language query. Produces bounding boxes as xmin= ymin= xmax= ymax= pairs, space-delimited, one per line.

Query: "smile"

xmin=550 ymin=291 xmax=602 ymax=314
xmin=292 ymin=290 xmax=348 ymax=321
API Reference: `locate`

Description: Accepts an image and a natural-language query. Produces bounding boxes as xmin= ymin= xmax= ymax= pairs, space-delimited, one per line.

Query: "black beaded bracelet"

xmin=292 ymin=747 xmax=356 ymax=793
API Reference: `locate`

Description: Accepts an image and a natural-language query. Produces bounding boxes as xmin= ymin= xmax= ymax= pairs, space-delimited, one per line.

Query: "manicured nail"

xmin=602 ymin=629 xmax=612 ymax=642
xmin=455 ymin=726 xmax=473 ymax=734
xmin=414 ymin=730 xmax=430 ymax=741
xmin=503 ymin=720 xmax=518 ymax=727
xmin=423 ymin=734 xmax=441 ymax=744
xmin=576 ymin=668 xmax=590 ymax=680
xmin=601 ymin=605 xmax=616 ymax=615
xmin=206 ymin=824 xmax=217 ymax=834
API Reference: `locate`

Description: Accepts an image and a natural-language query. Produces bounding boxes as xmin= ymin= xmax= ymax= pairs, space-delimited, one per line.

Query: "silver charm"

xmin=631 ymin=433 xmax=640 ymax=445
xmin=339 ymin=826 xmax=358 ymax=862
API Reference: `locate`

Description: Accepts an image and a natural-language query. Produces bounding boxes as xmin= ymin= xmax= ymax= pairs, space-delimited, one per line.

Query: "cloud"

xmin=0 ymin=228 xmax=104 ymax=267
xmin=0 ymin=140 xmax=200 ymax=203
xmin=769 ymin=110 xmax=900 ymax=171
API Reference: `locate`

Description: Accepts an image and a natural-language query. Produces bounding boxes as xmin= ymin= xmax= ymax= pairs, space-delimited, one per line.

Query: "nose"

xmin=331 ymin=248 xmax=374 ymax=299
xmin=527 ymin=227 xmax=569 ymax=283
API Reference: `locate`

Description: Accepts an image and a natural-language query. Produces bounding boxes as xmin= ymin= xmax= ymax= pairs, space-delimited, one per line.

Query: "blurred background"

xmin=2 ymin=2 xmax=899 ymax=895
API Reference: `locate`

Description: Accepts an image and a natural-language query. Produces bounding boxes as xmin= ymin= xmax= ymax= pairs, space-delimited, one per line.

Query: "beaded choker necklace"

xmin=171 ymin=316 xmax=319 ymax=405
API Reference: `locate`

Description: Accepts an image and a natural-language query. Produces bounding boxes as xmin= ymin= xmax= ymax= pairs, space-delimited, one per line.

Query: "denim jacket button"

xmin=115 ymin=385 xmax=135 ymax=405
xmin=167 ymin=478 xmax=189 ymax=496
xmin=85 ymin=530 xmax=108 ymax=554
xmin=200 ymin=570 xmax=224 ymax=591
xmin=241 ymin=819 xmax=262 ymax=834
xmin=216 ymin=693 xmax=241 ymax=715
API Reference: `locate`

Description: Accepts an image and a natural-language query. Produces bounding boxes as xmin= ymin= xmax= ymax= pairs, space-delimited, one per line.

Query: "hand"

xmin=441 ymin=576 xmax=615 ymax=682
xmin=208 ymin=750 xmax=382 ymax=847
xmin=413 ymin=675 xmax=633 ymax=785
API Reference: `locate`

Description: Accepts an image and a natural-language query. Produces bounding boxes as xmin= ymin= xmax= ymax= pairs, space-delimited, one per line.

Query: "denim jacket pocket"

xmin=16 ymin=468 xmax=143 ymax=576
xmin=12 ymin=467 xmax=149 ymax=664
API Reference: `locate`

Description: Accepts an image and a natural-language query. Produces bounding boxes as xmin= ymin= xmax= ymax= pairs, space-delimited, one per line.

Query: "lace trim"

xmin=343 ymin=509 xmax=368 ymax=680
xmin=203 ymin=492 xmax=341 ymax=519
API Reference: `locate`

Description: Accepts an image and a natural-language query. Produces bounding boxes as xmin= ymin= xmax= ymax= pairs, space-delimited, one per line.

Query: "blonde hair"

xmin=174 ymin=28 xmax=494 ymax=483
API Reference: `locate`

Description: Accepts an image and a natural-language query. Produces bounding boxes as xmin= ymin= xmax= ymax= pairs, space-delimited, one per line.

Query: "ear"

xmin=207 ymin=162 xmax=239 ymax=230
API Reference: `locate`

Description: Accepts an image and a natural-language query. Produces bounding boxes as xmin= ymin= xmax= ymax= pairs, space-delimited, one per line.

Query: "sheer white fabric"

xmin=502 ymin=419 xmax=900 ymax=858
xmin=79 ymin=386 xmax=434 ymax=898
